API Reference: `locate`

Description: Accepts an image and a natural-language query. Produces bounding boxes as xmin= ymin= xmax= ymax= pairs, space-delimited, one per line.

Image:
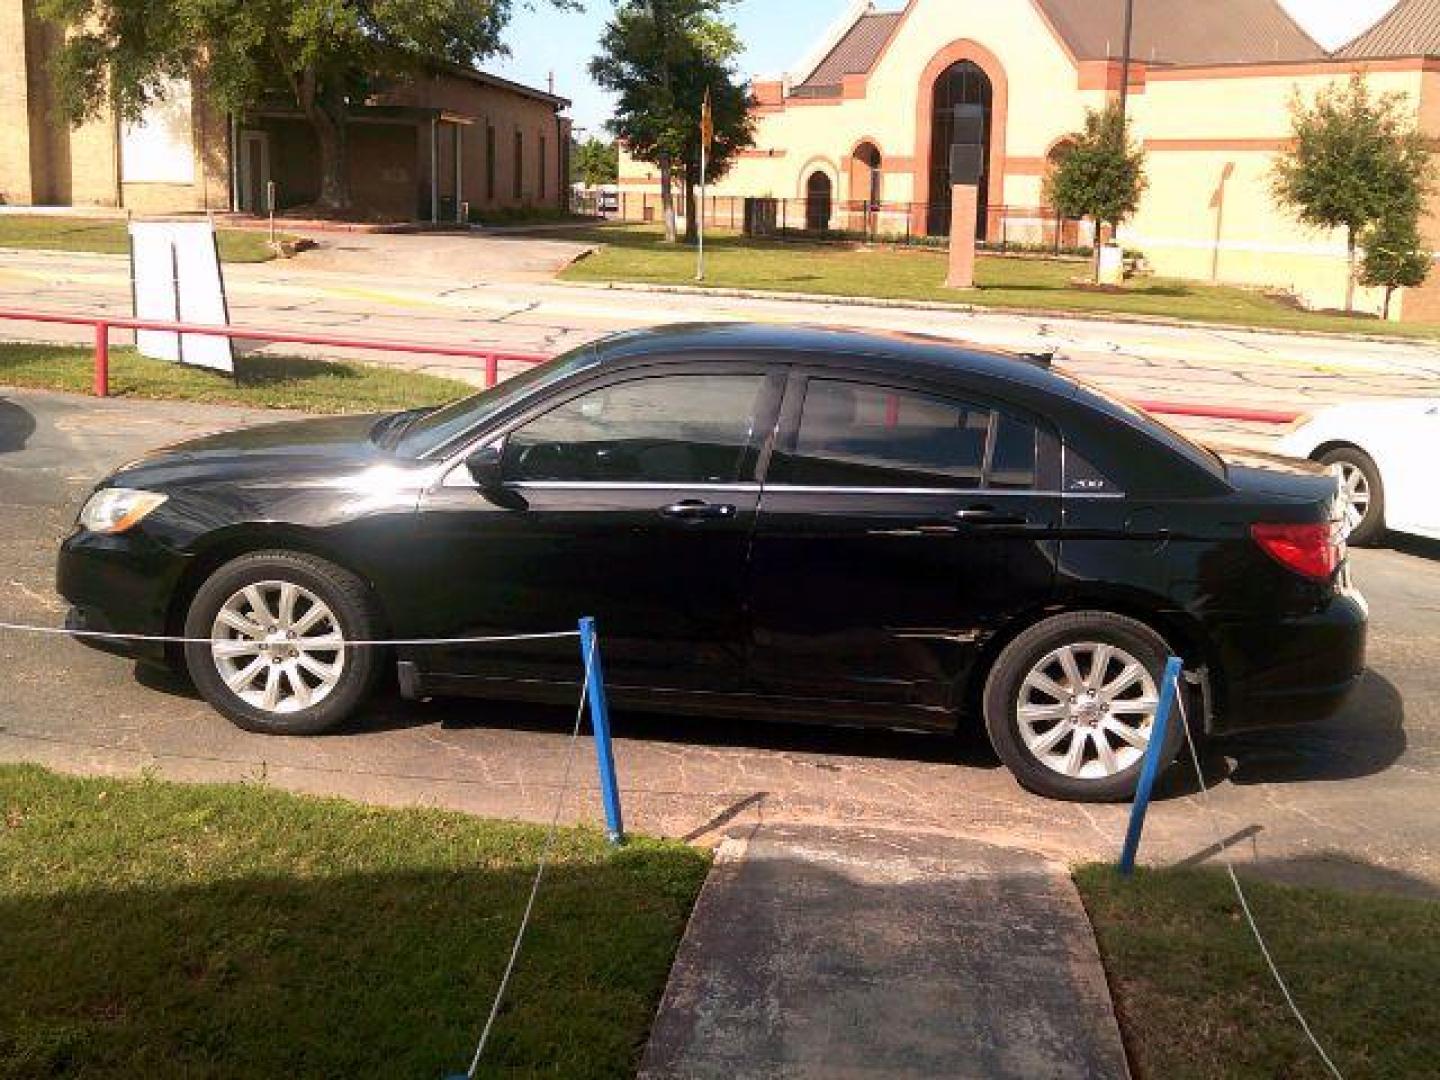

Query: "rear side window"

xmin=504 ymin=374 xmax=766 ymax=484
xmin=772 ymin=379 xmax=1037 ymax=490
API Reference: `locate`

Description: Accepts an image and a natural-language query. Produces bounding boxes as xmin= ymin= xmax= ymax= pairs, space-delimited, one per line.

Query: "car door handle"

xmin=954 ymin=506 xmax=1029 ymax=526
xmin=660 ymin=499 xmax=737 ymax=522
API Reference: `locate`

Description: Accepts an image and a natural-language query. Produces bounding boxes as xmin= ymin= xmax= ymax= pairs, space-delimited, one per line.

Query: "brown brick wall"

xmin=379 ymin=71 xmax=568 ymax=213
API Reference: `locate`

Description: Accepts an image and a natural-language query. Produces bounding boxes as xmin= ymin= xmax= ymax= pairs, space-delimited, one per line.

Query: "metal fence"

xmin=604 ymin=192 xmax=1092 ymax=253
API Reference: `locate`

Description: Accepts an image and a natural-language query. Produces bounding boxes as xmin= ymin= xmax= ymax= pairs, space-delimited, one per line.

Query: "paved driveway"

xmin=1 ymin=389 xmax=1437 ymax=897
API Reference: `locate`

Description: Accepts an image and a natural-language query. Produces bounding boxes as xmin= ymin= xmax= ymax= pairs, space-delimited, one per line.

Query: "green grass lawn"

xmin=0 ymin=342 xmax=474 ymax=413
xmin=1075 ymin=864 xmax=1440 ymax=1078
xmin=0 ymin=763 xmax=709 ymax=1079
xmin=562 ymin=225 xmax=1440 ymax=339
xmin=0 ymin=216 xmax=288 ymax=262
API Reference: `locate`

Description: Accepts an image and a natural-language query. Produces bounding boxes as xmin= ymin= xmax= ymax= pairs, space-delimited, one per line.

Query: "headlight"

xmin=78 ymin=488 xmax=168 ymax=534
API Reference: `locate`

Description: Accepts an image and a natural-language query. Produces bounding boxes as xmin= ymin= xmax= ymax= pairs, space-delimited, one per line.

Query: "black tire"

xmin=1318 ymin=445 xmax=1386 ymax=547
xmin=183 ymin=550 xmax=382 ymax=735
xmin=983 ymin=611 xmax=1189 ymax=803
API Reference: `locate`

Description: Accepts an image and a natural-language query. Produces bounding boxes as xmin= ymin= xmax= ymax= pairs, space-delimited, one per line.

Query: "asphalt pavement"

xmin=1 ymin=387 xmax=1437 ymax=897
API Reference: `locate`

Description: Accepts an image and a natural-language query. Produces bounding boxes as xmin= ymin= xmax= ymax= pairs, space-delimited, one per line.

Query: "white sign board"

xmin=129 ymin=220 xmax=234 ymax=374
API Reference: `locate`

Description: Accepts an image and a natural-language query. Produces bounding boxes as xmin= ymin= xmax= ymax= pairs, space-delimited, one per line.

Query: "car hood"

xmin=1212 ymin=445 xmax=1340 ymax=504
xmin=107 ymin=413 xmax=406 ymax=488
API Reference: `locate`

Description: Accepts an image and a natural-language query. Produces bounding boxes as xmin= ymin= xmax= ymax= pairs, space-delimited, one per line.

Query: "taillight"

xmin=1251 ymin=522 xmax=1344 ymax=581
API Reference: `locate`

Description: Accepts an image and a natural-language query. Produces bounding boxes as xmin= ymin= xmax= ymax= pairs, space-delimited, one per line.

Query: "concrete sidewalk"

xmin=641 ymin=824 xmax=1129 ymax=1080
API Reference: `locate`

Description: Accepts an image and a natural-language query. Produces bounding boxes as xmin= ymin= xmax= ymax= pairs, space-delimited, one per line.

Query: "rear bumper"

xmin=1209 ymin=588 xmax=1368 ymax=734
xmin=56 ymin=528 xmax=188 ymax=663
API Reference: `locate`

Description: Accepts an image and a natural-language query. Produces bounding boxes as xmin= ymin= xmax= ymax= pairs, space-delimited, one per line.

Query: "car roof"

xmin=592 ymin=323 xmax=1068 ymax=394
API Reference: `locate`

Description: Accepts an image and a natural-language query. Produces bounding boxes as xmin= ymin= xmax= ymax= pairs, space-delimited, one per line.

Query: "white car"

xmin=1277 ymin=398 xmax=1440 ymax=545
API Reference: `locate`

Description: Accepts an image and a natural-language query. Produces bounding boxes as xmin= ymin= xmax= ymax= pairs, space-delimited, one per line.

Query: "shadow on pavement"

xmin=1151 ymin=669 xmax=1406 ymax=802
xmin=0 ymin=398 xmax=37 ymax=454
xmin=1388 ymin=532 xmax=1440 ymax=562
xmin=420 ymin=693 xmax=1002 ymax=769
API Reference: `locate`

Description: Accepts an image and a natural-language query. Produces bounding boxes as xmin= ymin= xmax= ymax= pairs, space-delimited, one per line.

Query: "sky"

xmin=489 ymin=0 xmax=1405 ymax=139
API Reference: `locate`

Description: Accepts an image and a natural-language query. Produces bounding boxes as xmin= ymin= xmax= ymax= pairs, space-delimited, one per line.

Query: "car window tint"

xmin=505 ymin=375 xmax=766 ymax=484
xmin=987 ymin=411 xmax=1038 ymax=490
xmin=776 ymin=379 xmax=1037 ymax=490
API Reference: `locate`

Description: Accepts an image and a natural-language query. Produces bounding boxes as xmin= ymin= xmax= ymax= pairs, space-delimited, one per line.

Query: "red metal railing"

xmin=0 ymin=308 xmax=549 ymax=397
xmin=0 ymin=307 xmax=1301 ymax=424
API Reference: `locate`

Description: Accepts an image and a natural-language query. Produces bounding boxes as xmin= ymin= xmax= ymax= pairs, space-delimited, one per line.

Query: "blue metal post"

xmin=1119 ymin=656 xmax=1184 ymax=876
xmin=578 ymin=617 xmax=624 ymax=844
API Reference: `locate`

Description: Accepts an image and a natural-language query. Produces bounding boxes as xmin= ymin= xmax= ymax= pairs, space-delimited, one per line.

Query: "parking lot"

xmin=2 ymin=387 xmax=1438 ymax=896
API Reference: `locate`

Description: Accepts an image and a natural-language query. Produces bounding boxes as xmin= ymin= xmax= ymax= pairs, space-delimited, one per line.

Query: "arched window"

xmin=927 ymin=61 xmax=993 ymax=238
xmin=852 ymin=142 xmax=883 ymax=207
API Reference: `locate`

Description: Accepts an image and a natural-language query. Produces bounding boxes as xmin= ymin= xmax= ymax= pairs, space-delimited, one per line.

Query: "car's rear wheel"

xmin=983 ymin=612 xmax=1188 ymax=802
xmin=1319 ymin=446 xmax=1385 ymax=547
xmin=183 ymin=551 xmax=382 ymax=735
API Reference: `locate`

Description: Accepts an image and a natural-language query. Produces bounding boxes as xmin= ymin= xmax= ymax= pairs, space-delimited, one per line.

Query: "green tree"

xmin=1273 ymin=73 xmax=1433 ymax=312
xmin=39 ymin=0 xmax=569 ymax=212
xmin=1359 ymin=210 xmax=1432 ymax=320
xmin=1045 ymin=102 xmax=1147 ymax=282
xmin=591 ymin=0 xmax=753 ymax=244
xmin=572 ymin=137 xmax=620 ymax=187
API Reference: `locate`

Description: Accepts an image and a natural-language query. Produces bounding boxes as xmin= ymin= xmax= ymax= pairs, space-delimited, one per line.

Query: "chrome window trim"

xmin=507 ymin=481 xmax=763 ymax=492
xmin=437 ymin=477 xmax=1124 ymax=498
xmin=760 ymin=484 xmax=1125 ymax=499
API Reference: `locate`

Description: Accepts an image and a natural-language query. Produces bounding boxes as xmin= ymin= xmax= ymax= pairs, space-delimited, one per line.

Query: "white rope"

xmin=1175 ymin=691 xmax=1345 ymax=1080
xmin=0 ymin=620 xmax=580 ymax=648
xmin=463 ymin=644 xmax=596 ymax=1079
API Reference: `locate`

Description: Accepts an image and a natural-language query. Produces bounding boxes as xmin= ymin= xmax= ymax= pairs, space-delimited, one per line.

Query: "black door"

xmin=746 ymin=373 xmax=1061 ymax=716
xmin=411 ymin=364 xmax=784 ymax=695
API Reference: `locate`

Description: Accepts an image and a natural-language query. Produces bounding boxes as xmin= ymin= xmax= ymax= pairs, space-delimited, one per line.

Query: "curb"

xmin=557 ymin=278 xmax=1434 ymax=348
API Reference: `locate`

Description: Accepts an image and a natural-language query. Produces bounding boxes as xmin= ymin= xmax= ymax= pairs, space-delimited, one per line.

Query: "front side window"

xmin=505 ymin=375 xmax=767 ymax=484
xmin=773 ymin=379 xmax=1037 ymax=490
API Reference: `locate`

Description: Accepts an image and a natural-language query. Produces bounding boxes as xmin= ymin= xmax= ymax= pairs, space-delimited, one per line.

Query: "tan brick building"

xmin=0 ymin=0 xmax=572 ymax=222
xmin=621 ymin=0 xmax=1440 ymax=321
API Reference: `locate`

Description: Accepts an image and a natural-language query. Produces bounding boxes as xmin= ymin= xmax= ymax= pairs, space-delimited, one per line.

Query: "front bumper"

xmin=56 ymin=527 xmax=190 ymax=663
xmin=1208 ymin=587 xmax=1368 ymax=733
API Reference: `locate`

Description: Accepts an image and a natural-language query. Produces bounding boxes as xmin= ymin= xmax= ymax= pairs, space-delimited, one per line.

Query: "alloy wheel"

xmin=1016 ymin=641 xmax=1159 ymax=780
xmin=1338 ymin=461 xmax=1371 ymax=536
xmin=210 ymin=580 xmax=347 ymax=714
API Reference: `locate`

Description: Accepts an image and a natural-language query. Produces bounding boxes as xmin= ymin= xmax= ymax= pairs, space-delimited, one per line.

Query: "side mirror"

xmin=464 ymin=444 xmax=505 ymax=490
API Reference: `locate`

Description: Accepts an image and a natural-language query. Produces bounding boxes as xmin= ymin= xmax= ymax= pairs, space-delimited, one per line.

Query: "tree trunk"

xmin=1383 ymin=285 xmax=1395 ymax=321
xmin=683 ymin=169 xmax=698 ymax=245
xmin=298 ymin=74 xmax=352 ymax=214
xmin=1092 ymin=220 xmax=1104 ymax=283
xmin=658 ymin=153 xmax=679 ymax=243
xmin=1344 ymin=228 xmax=1357 ymax=313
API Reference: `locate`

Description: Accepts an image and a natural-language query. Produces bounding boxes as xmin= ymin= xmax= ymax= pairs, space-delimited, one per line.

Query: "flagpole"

xmin=697 ymin=87 xmax=711 ymax=282
xmin=696 ymin=138 xmax=707 ymax=281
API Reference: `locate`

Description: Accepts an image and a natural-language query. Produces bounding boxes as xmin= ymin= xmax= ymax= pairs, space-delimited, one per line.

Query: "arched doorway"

xmin=926 ymin=60 xmax=993 ymax=238
xmin=849 ymin=142 xmax=883 ymax=233
xmin=805 ymin=171 xmax=833 ymax=232
xmin=1044 ymin=139 xmax=1079 ymax=251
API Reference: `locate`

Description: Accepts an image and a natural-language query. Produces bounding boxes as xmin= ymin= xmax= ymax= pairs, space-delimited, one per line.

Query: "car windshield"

xmin=392 ymin=345 xmax=599 ymax=459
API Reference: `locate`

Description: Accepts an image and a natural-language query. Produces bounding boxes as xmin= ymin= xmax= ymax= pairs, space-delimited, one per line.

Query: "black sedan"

xmin=58 ymin=325 xmax=1366 ymax=801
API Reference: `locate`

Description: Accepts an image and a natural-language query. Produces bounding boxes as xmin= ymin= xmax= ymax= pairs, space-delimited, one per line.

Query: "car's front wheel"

xmin=983 ymin=612 xmax=1188 ymax=802
xmin=183 ymin=550 xmax=382 ymax=735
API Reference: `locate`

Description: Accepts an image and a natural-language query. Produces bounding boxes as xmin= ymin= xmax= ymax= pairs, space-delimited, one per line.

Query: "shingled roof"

xmin=1336 ymin=0 xmax=1440 ymax=59
xmin=1032 ymin=0 xmax=1324 ymax=65
xmin=792 ymin=11 xmax=904 ymax=97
